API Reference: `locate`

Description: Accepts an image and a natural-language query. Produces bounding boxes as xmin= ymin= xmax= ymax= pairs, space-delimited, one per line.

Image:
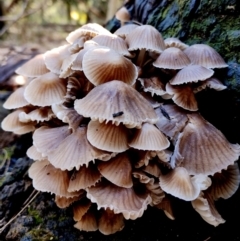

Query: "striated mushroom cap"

xmin=15 ymin=54 xmax=49 ymax=77
xmin=159 ymin=167 xmax=211 ymax=201
xmin=153 ymin=47 xmax=191 ymax=69
xmin=99 ymin=208 xmax=125 ymax=235
xmin=74 ymin=80 xmax=158 ymax=128
xmin=87 ymin=120 xmax=129 ymax=153
xmin=28 ymin=160 xmax=79 ymax=198
xmin=114 ymin=24 xmax=139 ymax=39
xmin=192 ymin=192 xmax=225 ymax=226
xmin=82 ymin=47 xmax=138 ymax=86
xmin=184 ymin=44 xmax=228 ymax=68
xmin=171 ymin=113 xmax=240 ymax=175
xmin=170 ymin=65 xmax=214 ymax=85
xmin=3 ymin=86 xmax=29 ymax=109
xmin=87 ymin=181 xmax=151 ymax=220
xmin=24 ymin=72 xmax=67 ymax=107
xmin=98 ymin=152 xmax=133 ymax=188
xmin=166 ymin=83 xmax=198 ymax=111
xmin=126 ymin=25 xmax=165 ymax=53
xmin=129 ymin=122 xmax=170 ymax=151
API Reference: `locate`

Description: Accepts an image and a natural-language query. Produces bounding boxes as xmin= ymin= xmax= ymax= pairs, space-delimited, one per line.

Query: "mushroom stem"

xmin=136 ymin=49 xmax=146 ymax=67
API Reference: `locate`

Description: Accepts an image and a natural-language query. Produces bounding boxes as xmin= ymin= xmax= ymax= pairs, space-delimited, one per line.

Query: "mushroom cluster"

xmin=2 ymin=22 xmax=240 ymax=234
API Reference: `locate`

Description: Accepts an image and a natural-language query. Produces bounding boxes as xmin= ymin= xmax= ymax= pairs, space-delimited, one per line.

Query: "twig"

xmin=0 ymin=190 xmax=39 ymax=234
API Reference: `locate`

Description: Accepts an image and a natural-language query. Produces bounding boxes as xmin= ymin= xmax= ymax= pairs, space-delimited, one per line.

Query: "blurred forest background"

xmin=0 ymin=0 xmax=124 ymax=51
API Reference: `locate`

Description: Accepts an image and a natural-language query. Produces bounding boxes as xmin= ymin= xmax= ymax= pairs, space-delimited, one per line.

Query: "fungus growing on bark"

xmin=1 ymin=22 xmax=239 ymax=235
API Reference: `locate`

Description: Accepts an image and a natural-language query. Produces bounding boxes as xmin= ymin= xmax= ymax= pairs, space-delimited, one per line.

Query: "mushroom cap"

xmin=55 ymin=195 xmax=82 ymax=209
xmin=15 ymin=54 xmax=49 ymax=77
xmin=1 ymin=108 xmax=35 ymax=135
xmin=68 ymin=163 xmax=101 ymax=192
xmin=74 ymin=80 xmax=159 ymax=128
xmin=115 ymin=6 xmax=130 ymax=23
xmin=184 ymin=44 xmax=228 ymax=68
xmin=86 ymin=181 xmax=151 ymax=220
xmin=114 ymin=24 xmax=139 ymax=39
xmin=126 ymin=25 xmax=166 ymax=53
xmin=153 ymin=47 xmax=191 ymax=69
xmin=170 ymin=65 xmax=214 ymax=85
xmin=82 ymin=47 xmax=138 ymax=86
xmin=24 ymin=72 xmax=67 ymax=107
xmin=171 ymin=113 xmax=240 ymax=175
xmin=59 ymin=52 xmax=78 ymax=78
xmin=66 ymin=23 xmax=111 ymax=44
xmin=155 ymin=196 xmax=175 ymax=220
xmin=192 ymin=192 xmax=225 ymax=226
xmin=74 ymin=208 xmax=98 ymax=232
xmin=97 ymin=152 xmax=133 ymax=188
xmin=164 ymin=37 xmax=189 ymax=50
xmin=47 ymin=127 xmax=110 ymax=171
xmin=28 ymin=160 xmax=79 ymax=198
xmin=99 ymin=209 xmax=125 ymax=235
xmin=73 ymin=198 xmax=92 ymax=221
xmin=3 ymin=86 xmax=29 ymax=109
xmin=43 ymin=44 xmax=71 ymax=75
xmin=91 ymin=34 xmax=132 ymax=57
xmin=129 ymin=122 xmax=170 ymax=151
xmin=33 ymin=126 xmax=72 ymax=157
xmin=159 ymin=167 xmax=210 ymax=201
xmin=206 ymin=163 xmax=240 ymax=200
xmin=26 ymin=145 xmax=45 ymax=161
xmin=87 ymin=120 xmax=129 ymax=153
xmin=138 ymin=77 xmax=166 ymax=97
xmin=166 ymin=83 xmax=198 ymax=111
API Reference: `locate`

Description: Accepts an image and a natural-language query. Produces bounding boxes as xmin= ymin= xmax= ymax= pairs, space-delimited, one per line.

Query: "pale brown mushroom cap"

xmin=206 ymin=163 xmax=240 ymax=200
xmin=55 ymin=195 xmax=82 ymax=209
xmin=193 ymin=77 xmax=227 ymax=93
xmin=59 ymin=52 xmax=78 ymax=78
xmin=87 ymin=120 xmax=129 ymax=153
xmin=66 ymin=23 xmax=111 ymax=44
xmin=153 ymin=47 xmax=191 ymax=69
xmin=24 ymin=72 xmax=67 ymax=107
xmin=98 ymin=152 xmax=133 ymax=188
xmin=126 ymin=25 xmax=166 ymax=53
xmin=134 ymin=151 xmax=157 ymax=168
xmin=170 ymin=65 xmax=214 ymax=85
xmin=91 ymin=34 xmax=133 ymax=57
xmin=114 ymin=24 xmax=139 ymax=39
xmin=74 ymin=80 xmax=159 ymax=128
xmin=68 ymin=163 xmax=101 ymax=192
xmin=43 ymin=44 xmax=71 ymax=75
xmin=82 ymin=47 xmax=138 ymax=86
xmin=138 ymin=77 xmax=166 ymax=97
xmin=166 ymin=83 xmax=198 ymax=111
xmin=74 ymin=209 xmax=98 ymax=232
xmin=155 ymin=196 xmax=175 ymax=220
xmin=129 ymin=122 xmax=170 ymax=151
xmin=87 ymin=181 xmax=151 ymax=220
xmin=99 ymin=208 xmax=125 ymax=235
xmin=164 ymin=37 xmax=189 ymax=50
xmin=15 ymin=54 xmax=49 ymax=77
xmin=33 ymin=126 xmax=72 ymax=157
xmin=28 ymin=160 xmax=79 ymax=198
xmin=47 ymin=127 xmax=109 ymax=171
xmin=1 ymin=108 xmax=35 ymax=135
xmin=159 ymin=167 xmax=210 ymax=201
xmin=73 ymin=198 xmax=92 ymax=221
xmin=115 ymin=6 xmax=130 ymax=23
xmin=184 ymin=44 xmax=228 ymax=68
xmin=155 ymin=104 xmax=189 ymax=142
xmin=26 ymin=145 xmax=45 ymax=161
xmin=192 ymin=192 xmax=225 ymax=226
xmin=171 ymin=113 xmax=240 ymax=175
xmin=3 ymin=86 xmax=29 ymax=109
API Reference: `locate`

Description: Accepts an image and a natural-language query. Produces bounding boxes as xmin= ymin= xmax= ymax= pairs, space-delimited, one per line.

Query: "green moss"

xmin=27 ymin=228 xmax=56 ymax=241
xmin=27 ymin=207 xmax=43 ymax=225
